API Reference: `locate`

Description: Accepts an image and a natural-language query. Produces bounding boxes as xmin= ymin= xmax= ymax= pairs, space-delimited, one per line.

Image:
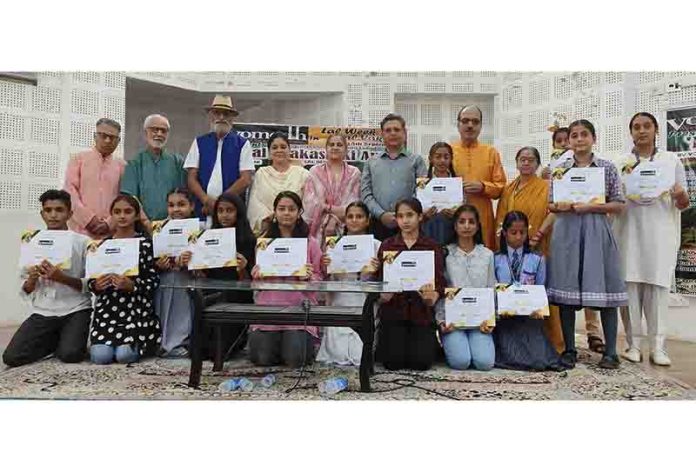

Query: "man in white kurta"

xmin=613 ymin=150 xmax=689 ymax=366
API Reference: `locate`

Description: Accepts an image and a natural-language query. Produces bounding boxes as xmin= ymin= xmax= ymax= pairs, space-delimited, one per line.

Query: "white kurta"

xmin=613 ymin=151 xmax=687 ymax=289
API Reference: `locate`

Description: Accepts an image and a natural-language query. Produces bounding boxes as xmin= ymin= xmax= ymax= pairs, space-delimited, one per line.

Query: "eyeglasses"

xmin=146 ymin=126 xmax=169 ymax=134
xmin=458 ymin=118 xmax=481 ymax=126
xmin=95 ymin=132 xmax=120 ymax=142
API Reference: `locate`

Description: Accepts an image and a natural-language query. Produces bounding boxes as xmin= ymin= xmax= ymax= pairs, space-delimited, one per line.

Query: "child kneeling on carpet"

xmin=3 ymin=190 xmax=92 ymax=367
xmin=89 ymin=195 xmax=161 ymax=365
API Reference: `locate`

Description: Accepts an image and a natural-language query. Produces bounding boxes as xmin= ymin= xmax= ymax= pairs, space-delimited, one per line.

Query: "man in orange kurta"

xmin=450 ymin=105 xmax=507 ymax=250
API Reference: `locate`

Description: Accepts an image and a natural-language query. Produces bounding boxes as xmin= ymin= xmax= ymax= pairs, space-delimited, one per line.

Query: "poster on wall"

xmin=235 ymin=123 xmax=384 ymax=166
xmin=666 ymin=107 xmax=696 ymax=295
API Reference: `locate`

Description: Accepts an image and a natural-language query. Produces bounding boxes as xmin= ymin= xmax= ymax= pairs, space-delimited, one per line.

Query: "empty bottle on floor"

xmin=317 ymin=377 xmax=349 ymax=396
xmin=218 ymin=377 xmax=254 ymax=392
xmin=260 ymin=374 xmax=276 ymax=388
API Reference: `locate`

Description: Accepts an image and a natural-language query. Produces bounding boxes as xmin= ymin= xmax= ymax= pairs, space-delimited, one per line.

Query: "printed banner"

xmin=235 ymin=123 xmax=383 ymax=166
xmin=666 ymin=107 xmax=696 ymax=295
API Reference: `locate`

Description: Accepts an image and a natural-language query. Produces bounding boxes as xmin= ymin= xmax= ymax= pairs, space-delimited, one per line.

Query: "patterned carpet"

xmin=1 ymin=348 xmax=693 ymax=400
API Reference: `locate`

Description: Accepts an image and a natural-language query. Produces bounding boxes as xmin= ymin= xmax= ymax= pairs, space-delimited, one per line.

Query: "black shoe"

xmin=598 ymin=354 xmax=620 ymax=370
xmin=560 ymin=350 xmax=577 ymax=369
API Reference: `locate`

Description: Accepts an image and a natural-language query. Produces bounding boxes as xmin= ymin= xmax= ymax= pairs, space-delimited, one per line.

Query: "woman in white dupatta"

xmin=247 ymin=132 xmax=310 ymax=236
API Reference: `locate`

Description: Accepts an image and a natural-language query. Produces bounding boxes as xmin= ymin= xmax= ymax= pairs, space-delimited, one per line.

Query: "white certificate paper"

xmin=19 ymin=230 xmax=74 ymax=269
xmin=188 ymin=228 xmax=237 ymax=270
xmin=382 ymin=250 xmax=434 ymax=291
xmin=623 ymin=161 xmax=675 ymax=201
xmin=326 ymin=234 xmax=376 ymax=274
xmin=85 ymin=238 xmax=140 ymax=278
xmin=416 ymin=177 xmax=464 ymax=210
xmin=444 ymin=288 xmax=496 ymax=328
xmin=152 ymin=218 xmax=201 ymax=257
xmin=256 ymin=238 xmax=308 ymax=277
xmin=552 ymin=167 xmax=606 ymax=204
xmin=496 ymin=284 xmax=549 ymax=317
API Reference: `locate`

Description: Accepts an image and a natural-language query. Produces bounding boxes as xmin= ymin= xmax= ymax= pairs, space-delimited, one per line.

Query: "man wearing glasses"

xmin=120 ymin=114 xmax=186 ymax=225
xmin=450 ymin=105 xmax=507 ymax=249
xmin=361 ymin=113 xmax=428 ymax=240
xmin=184 ymin=95 xmax=254 ymax=225
xmin=64 ymin=118 xmax=126 ymax=238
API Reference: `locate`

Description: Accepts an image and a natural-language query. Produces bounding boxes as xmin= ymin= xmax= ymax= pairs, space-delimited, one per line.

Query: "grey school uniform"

xmin=547 ymin=154 xmax=628 ymax=308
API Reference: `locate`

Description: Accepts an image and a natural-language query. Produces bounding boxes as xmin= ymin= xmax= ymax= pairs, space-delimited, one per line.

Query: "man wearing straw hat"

xmin=184 ymin=95 xmax=254 ymax=223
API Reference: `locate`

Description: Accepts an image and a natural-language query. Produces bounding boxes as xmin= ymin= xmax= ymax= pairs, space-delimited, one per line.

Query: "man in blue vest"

xmin=184 ymin=95 xmax=254 ymax=224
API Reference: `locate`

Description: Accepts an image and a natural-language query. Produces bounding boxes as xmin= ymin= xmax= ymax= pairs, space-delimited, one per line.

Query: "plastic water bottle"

xmin=260 ymin=374 xmax=276 ymax=388
xmin=218 ymin=377 xmax=254 ymax=392
xmin=317 ymin=377 xmax=349 ymax=396
xmin=218 ymin=378 xmax=240 ymax=392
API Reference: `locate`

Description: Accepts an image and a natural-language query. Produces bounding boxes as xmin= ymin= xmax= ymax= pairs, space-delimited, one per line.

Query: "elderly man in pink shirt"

xmin=63 ymin=118 xmax=126 ymax=238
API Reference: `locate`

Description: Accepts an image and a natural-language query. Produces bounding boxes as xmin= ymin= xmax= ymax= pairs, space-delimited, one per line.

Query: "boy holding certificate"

xmin=547 ymin=120 xmax=627 ymax=370
xmin=376 ymin=198 xmax=444 ymax=371
xmin=4 ymin=190 xmax=92 ymax=367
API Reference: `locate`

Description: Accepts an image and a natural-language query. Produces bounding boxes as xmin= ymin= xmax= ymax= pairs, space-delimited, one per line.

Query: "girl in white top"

xmin=614 ymin=112 xmax=690 ymax=366
xmin=317 ymin=201 xmax=380 ymax=366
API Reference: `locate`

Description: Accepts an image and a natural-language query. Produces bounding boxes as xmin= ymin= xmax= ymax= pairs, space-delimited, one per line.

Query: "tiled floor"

xmin=1 ymin=324 xmax=695 ymax=389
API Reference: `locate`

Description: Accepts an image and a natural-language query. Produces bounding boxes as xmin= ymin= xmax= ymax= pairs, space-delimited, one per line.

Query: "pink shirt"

xmin=251 ymin=237 xmax=324 ymax=338
xmin=63 ymin=148 xmax=126 ymax=238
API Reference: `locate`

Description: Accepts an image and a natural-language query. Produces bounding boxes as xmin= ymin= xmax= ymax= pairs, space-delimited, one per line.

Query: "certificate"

xmin=623 ymin=161 xmax=675 ymax=201
xmin=496 ymin=284 xmax=549 ymax=317
xmin=256 ymin=238 xmax=308 ymax=277
xmin=416 ymin=177 xmax=464 ymax=210
xmin=19 ymin=230 xmax=74 ymax=269
xmin=325 ymin=234 xmax=376 ymax=274
xmin=552 ymin=167 xmax=605 ymax=204
xmin=188 ymin=228 xmax=237 ymax=270
xmin=444 ymin=288 xmax=496 ymax=328
xmin=152 ymin=218 xmax=201 ymax=257
xmin=382 ymin=250 xmax=434 ymax=291
xmin=85 ymin=238 xmax=140 ymax=278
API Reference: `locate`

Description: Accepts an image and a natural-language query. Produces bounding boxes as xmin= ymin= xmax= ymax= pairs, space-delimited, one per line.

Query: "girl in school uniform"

xmin=422 ymin=142 xmax=462 ymax=246
xmin=179 ymin=192 xmax=256 ymax=360
xmin=547 ymin=119 xmax=627 ymax=370
xmin=375 ymin=197 xmax=445 ymax=371
xmin=317 ymin=201 xmax=380 ymax=366
xmin=153 ymin=188 xmax=198 ymax=358
xmin=249 ymin=190 xmax=323 ymax=367
xmin=493 ymin=210 xmax=562 ymax=371
xmin=436 ymin=204 xmax=496 ymax=371
xmin=89 ymin=194 xmax=161 ymax=364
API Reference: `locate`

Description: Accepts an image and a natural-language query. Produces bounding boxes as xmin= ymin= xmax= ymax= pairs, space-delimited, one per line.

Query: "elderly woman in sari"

xmin=494 ymin=146 xmax=564 ymax=353
xmin=302 ymin=134 xmax=361 ymax=244
xmin=247 ymin=132 xmax=310 ymax=235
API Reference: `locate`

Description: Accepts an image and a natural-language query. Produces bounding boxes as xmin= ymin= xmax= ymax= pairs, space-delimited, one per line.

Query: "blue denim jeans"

xmin=442 ymin=329 xmax=495 ymax=371
xmin=90 ymin=344 xmax=140 ymax=365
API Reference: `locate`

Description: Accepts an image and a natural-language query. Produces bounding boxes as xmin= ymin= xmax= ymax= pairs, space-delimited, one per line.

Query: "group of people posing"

xmin=2 ymin=95 xmax=690 ymax=375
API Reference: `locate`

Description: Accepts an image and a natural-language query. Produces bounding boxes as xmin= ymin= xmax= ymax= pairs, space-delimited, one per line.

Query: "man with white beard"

xmin=120 ymin=113 xmax=186 ymax=224
xmin=184 ymin=95 xmax=254 ymax=225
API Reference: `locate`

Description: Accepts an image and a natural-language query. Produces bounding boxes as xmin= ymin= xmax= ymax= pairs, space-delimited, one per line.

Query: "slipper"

xmin=587 ymin=335 xmax=605 ymax=354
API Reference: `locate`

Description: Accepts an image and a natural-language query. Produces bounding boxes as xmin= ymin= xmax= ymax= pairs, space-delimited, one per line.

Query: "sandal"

xmin=587 ymin=335 xmax=605 ymax=354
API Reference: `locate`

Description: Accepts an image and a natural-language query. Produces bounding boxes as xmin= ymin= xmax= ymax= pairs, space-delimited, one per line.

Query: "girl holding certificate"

xmin=179 ymin=193 xmax=256 ymax=360
xmin=614 ymin=112 xmax=690 ymax=366
xmin=376 ymin=198 xmax=444 ymax=371
xmin=436 ymin=204 xmax=496 ymax=371
xmin=493 ymin=211 xmax=562 ymax=371
xmin=153 ymin=188 xmax=198 ymax=358
xmin=318 ymin=201 xmax=379 ymax=366
xmin=422 ymin=142 xmax=461 ymax=246
xmin=547 ymin=119 xmax=627 ymax=370
xmin=249 ymin=191 xmax=323 ymax=367
xmin=89 ymin=195 xmax=161 ymax=364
